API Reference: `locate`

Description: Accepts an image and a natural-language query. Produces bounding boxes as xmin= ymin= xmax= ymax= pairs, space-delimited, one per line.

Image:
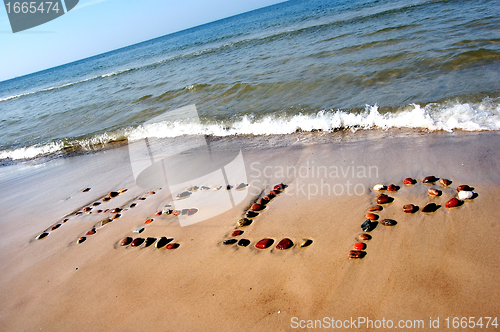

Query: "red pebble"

xmin=269 ymin=190 xmax=279 ymax=196
xmin=353 ymin=242 xmax=365 ymax=250
xmin=144 ymin=218 xmax=154 ymax=224
xmin=404 ymin=178 xmax=416 ymax=185
xmin=231 ymin=230 xmax=243 ymax=236
xmin=377 ymin=194 xmax=391 ymax=204
xmin=387 ymin=184 xmax=398 ymax=192
xmin=86 ymin=228 xmax=96 ymax=235
xmin=155 ymin=211 xmax=163 ymax=216
xmin=258 ymin=197 xmax=269 ymax=205
xmin=276 ymin=238 xmax=293 ymax=250
xmin=255 ymin=238 xmax=274 ymax=249
xmin=166 ymin=243 xmax=179 ymax=250
xmin=445 ymin=198 xmax=460 ymax=208
xmin=250 ymin=203 xmax=262 ymax=212
xmin=457 ymin=185 xmax=472 ymax=192
xmin=365 ymin=213 xmax=378 ymax=220
xmin=119 ymin=237 xmax=132 ymax=246
xmin=403 ymin=204 xmax=416 ymax=213
xmin=274 ymin=184 xmax=284 ymax=191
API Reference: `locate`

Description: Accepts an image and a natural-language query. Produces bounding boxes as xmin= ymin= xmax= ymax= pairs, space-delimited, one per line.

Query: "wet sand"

xmin=0 ymin=130 xmax=499 ymax=331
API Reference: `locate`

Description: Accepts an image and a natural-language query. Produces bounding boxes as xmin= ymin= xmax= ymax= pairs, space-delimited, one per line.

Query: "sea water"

xmin=0 ymin=0 xmax=499 ymax=161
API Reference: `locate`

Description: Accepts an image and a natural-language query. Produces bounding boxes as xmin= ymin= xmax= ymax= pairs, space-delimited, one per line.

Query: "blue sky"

xmin=0 ymin=0 xmax=285 ymax=82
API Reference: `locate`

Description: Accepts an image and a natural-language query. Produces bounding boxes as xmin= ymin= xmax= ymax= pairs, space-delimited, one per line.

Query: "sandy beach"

xmin=0 ymin=130 xmax=499 ymax=331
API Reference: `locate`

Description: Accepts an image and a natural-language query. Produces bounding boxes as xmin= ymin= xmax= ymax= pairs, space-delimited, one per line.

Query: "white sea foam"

xmin=1 ymin=100 xmax=499 ymax=161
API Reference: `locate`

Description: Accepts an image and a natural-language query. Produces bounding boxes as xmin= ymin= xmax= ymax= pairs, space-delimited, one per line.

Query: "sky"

xmin=0 ymin=0 xmax=286 ymax=82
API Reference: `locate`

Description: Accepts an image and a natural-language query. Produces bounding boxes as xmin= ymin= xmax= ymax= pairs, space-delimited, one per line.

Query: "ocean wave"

xmin=1 ymin=99 xmax=499 ymax=161
xmin=0 ymin=68 xmax=135 ymax=102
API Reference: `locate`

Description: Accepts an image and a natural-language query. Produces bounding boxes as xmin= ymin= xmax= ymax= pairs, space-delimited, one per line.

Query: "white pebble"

xmin=458 ymin=191 xmax=474 ymax=200
xmin=373 ymin=184 xmax=385 ymax=191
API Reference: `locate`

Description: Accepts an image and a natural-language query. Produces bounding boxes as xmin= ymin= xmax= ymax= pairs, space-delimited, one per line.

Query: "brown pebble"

xmin=404 ymin=178 xmax=416 ymax=185
xmin=365 ymin=213 xmax=378 ymax=220
xmin=380 ymin=219 xmax=397 ymax=226
xmin=276 ymin=238 xmax=293 ymax=250
xmin=130 ymin=238 xmax=144 ymax=247
xmin=119 ymin=237 xmax=133 ymax=246
xmin=377 ymin=194 xmax=392 ymax=204
xmin=368 ymin=205 xmax=383 ymax=212
xmin=428 ymin=188 xmax=441 ymax=196
xmin=359 ymin=234 xmax=371 ymax=241
xmin=86 ymin=228 xmax=96 ymax=235
xmin=423 ymin=176 xmax=438 ymax=184
xmin=51 ymin=224 xmax=61 ymax=231
xmin=439 ymin=179 xmax=452 ymax=187
xmin=83 ymin=207 xmax=92 ymax=213
xmin=250 ymin=203 xmax=262 ymax=212
xmin=403 ymin=204 xmax=417 ymax=213
xmin=349 ymin=250 xmax=365 ymax=259
xmin=386 ymin=184 xmax=399 ymax=192
xmin=231 ymin=230 xmax=244 ymax=236
xmin=457 ymin=185 xmax=473 ymax=192
xmin=107 ymin=191 xmax=119 ymax=198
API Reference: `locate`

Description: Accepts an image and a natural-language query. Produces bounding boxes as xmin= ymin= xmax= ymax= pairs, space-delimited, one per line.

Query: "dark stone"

xmin=276 ymin=238 xmax=294 ymax=250
xmin=237 ymin=239 xmax=251 ymax=247
xmin=222 ymin=239 xmax=238 ymax=245
xmin=119 ymin=237 xmax=133 ymax=246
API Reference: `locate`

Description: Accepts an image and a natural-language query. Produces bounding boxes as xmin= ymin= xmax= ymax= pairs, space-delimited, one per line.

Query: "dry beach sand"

xmin=0 ymin=130 xmax=499 ymax=331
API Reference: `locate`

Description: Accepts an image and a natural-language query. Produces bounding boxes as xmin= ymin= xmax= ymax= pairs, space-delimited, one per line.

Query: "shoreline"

xmin=0 ymin=130 xmax=498 ymax=331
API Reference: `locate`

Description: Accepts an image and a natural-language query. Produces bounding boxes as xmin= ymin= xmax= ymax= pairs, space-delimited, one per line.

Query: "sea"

xmin=1 ymin=0 xmax=499 ymax=162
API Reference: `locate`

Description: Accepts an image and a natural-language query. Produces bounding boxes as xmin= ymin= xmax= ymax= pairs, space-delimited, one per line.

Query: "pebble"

xmin=354 ymin=243 xmax=365 ymax=250
xmin=380 ymin=219 xmax=397 ymax=226
xmin=365 ymin=213 xmax=378 ymax=220
xmin=445 ymin=198 xmax=460 ymax=208
xmin=237 ymin=239 xmax=251 ymax=247
xmin=458 ymin=191 xmax=474 ymax=200
xmin=403 ymin=204 xmax=417 ymax=213
xmin=246 ymin=211 xmax=259 ymax=218
xmin=85 ymin=228 xmax=96 ymax=235
xmin=133 ymin=227 xmax=145 ymax=233
xmin=36 ymin=232 xmax=49 ymax=240
xmin=404 ymin=178 xmax=416 ymax=185
xmin=377 ymin=194 xmax=392 ymax=204
xmin=428 ymin=188 xmax=441 ymax=196
xmin=359 ymin=234 xmax=371 ymax=241
xmin=166 ymin=243 xmax=179 ymax=250
xmin=361 ymin=219 xmax=375 ymax=232
xmin=156 ymin=237 xmax=172 ymax=248
xmin=373 ymin=184 xmax=386 ymax=191
xmin=387 ymin=184 xmax=399 ymax=192
xmin=236 ymin=183 xmax=248 ymax=190
xmin=82 ymin=188 xmax=91 ymax=192
xmin=77 ymin=237 xmax=86 ymax=244
xmin=368 ymin=205 xmax=383 ymax=212
xmin=144 ymin=219 xmax=154 ymax=224
xmin=231 ymin=230 xmax=244 ymax=236
xmin=118 ymin=188 xmax=128 ymax=193
xmin=119 ymin=237 xmax=133 ymax=246
xmin=422 ymin=203 xmax=439 ymax=212
xmin=255 ymin=238 xmax=274 ymax=249
xmin=222 ymin=239 xmax=238 ymax=245
xmin=145 ymin=237 xmax=157 ymax=247
xmin=299 ymin=239 xmax=313 ymax=247
xmin=107 ymin=191 xmax=119 ymax=198
xmin=236 ymin=218 xmax=252 ymax=227
xmin=349 ymin=250 xmax=365 ymax=259
xmin=276 ymin=238 xmax=294 ymax=250
xmin=439 ymin=179 xmax=452 ymax=187
xmin=258 ymin=197 xmax=270 ymax=205
xmin=423 ymin=176 xmax=438 ymax=184
xmin=250 ymin=203 xmax=262 ymax=212
xmin=131 ymin=238 xmax=144 ymax=247
xmin=187 ymin=208 xmax=198 ymax=216
xmin=177 ymin=191 xmax=192 ymax=199
xmin=457 ymin=185 xmax=473 ymax=192
xmin=51 ymin=224 xmax=61 ymax=231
